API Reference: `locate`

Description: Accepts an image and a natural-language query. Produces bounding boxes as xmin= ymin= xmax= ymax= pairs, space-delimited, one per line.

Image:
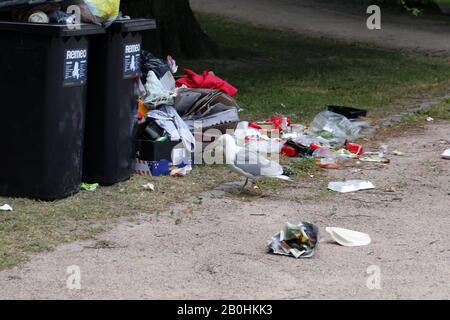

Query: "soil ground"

xmin=0 ymin=122 xmax=449 ymax=299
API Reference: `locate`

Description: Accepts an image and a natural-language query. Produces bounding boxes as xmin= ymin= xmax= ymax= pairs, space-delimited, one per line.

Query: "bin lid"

xmin=109 ymin=18 xmax=156 ymax=33
xmin=0 ymin=0 xmax=64 ymax=11
xmin=0 ymin=20 xmax=105 ymax=37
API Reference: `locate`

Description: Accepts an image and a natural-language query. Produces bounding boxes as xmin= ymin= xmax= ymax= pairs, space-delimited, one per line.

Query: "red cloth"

xmin=176 ymin=69 xmax=238 ymax=97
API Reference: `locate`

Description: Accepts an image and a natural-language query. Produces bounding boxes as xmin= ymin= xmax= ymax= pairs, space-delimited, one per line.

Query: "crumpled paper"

xmin=142 ymin=183 xmax=155 ymax=191
xmin=267 ymin=222 xmax=320 ymax=258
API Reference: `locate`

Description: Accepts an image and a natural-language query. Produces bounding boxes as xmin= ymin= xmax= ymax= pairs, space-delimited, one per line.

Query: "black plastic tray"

xmin=327 ymin=105 xmax=367 ymax=119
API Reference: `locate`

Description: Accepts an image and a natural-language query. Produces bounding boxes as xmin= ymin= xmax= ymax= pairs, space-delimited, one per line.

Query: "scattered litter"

xmin=170 ymin=165 xmax=192 ymax=177
xmin=325 ymin=227 xmax=371 ymax=247
xmin=268 ymin=222 xmax=320 ymax=258
xmin=392 ymin=150 xmax=405 ymax=156
xmin=316 ymin=158 xmax=340 ymax=169
xmin=283 ymin=139 xmax=314 ymax=158
xmin=359 ymin=152 xmax=390 ymax=163
xmin=379 ymin=144 xmax=389 ymax=155
xmin=269 ymin=115 xmax=291 ymax=131
xmin=185 ymin=207 xmax=194 ymax=214
xmin=345 ymin=142 xmax=364 ymax=155
xmin=384 ymin=186 xmax=396 ymax=193
xmin=327 ymin=105 xmax=367 ymax=119
xmin=142 ymin=183 xmax=155 ymax=191
xmin=426 ymin=116 xmax=434 ymax=122
xmin=80 ymin=183 xmax=99 ymax=191
xmin=442 ymin=149 xmax=450 ymax=160
xmin=0 ymin=204 xmax=13 ymax=211
xmin=328 ymin=180 xmax=375 ymax=193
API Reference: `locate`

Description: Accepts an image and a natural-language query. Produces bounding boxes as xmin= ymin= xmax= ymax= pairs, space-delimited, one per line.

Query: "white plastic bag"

xmin=143 ymin=71 xmax=177 ymax=107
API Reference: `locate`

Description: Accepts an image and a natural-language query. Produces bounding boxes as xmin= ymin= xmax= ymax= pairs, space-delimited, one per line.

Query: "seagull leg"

xmin=255 ymin=180 xmax=263 ymax=193
xmin=242 ymin=178 xmax=249 ymax=190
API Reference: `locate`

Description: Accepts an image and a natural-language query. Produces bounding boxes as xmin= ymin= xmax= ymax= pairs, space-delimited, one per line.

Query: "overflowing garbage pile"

xmin=0 ymin=0 xmax=122 ymax=26
xmin=135 ymin=52 xmax=241 ymax=177
xmin=134 ymin=48 xmax=385 ymax=180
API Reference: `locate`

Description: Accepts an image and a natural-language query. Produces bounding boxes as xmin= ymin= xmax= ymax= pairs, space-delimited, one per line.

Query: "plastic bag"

xmin=82 ymin=0 xmax=120 ymax=26
xmin=48 ymin=10 xmax=77 ymax=24
xmin=140 ymin=51 xmax=171 ymax=83
xmin=143 ymin=71 xmax=177 ymax=107
xmin=309 ymin=111 xmax=362 ymax=142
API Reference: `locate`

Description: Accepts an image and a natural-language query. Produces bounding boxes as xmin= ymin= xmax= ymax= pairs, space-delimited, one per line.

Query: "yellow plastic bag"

xmin=84 ymin=0 xmax=120 ymax=23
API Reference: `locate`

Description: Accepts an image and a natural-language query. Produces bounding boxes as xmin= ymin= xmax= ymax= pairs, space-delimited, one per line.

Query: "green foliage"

xmin=185 ymin=13 xmax=450 ymax=121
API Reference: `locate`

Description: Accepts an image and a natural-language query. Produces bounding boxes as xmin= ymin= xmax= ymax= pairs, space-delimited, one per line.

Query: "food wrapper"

xmin=267 ymin=222 xmax=320 ymax=258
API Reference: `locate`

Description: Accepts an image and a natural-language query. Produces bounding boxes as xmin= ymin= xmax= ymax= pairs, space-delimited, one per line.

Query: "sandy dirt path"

xmin=0 ymin=122 xmax=449 ymax=299
xmin=190 ymin=0 xmax=450 ymax=56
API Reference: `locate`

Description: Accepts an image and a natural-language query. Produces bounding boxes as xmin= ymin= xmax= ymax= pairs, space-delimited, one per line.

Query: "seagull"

xmin=211 ymin=134 xmax=290 ymax=190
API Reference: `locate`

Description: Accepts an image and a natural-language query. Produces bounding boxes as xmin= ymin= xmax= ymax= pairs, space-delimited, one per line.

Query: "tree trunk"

xmin=121 ymin=0 xmax=218 ymax=59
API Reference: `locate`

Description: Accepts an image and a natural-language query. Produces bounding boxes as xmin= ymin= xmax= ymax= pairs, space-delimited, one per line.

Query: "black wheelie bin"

xmin=83 ymin=18 xmax=156 ymax=186
xmin=0 ymin=21 xmax=104 ymax=200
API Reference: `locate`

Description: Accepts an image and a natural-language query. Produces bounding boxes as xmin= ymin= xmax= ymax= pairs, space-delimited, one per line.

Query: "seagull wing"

xmin=233 ymin=148 xmax=284 ymax=179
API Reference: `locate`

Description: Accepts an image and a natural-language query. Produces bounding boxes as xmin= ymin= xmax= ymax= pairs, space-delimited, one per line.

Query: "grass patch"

xmin=302 ymin=187 xmax=334 ymax=201
xmin=0 ymin=166 xmax=237 ymax=270
xmin=419 ymin=98 xmax=450 ymax=120
xmin=184 ymin=13 xmax=450 ymax=122
xmin=285 ymin=158 xmax=321 ymax=178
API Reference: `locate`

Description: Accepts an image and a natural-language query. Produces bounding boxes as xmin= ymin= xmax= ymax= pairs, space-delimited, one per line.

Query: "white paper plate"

xmin=326 ymin=227 xmax=371 ymax=247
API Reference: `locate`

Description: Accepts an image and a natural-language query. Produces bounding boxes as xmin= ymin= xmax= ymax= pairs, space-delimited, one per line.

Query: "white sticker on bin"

xmin=123 ymin=43 xmax=141 ymax=78
xmin=63 ymin=48 xmax=88 ymax=86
